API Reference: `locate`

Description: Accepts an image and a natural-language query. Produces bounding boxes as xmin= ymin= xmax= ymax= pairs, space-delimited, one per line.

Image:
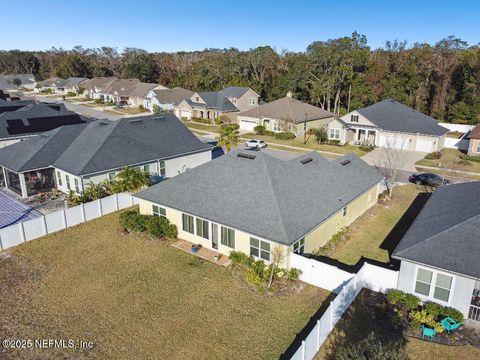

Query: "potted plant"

xmin=191 ymin=244 xmax=202 ymax=253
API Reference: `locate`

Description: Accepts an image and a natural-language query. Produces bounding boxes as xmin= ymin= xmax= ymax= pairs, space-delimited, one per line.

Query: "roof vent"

xmin=129 ymin=119 xmax=144 ymax=124
xmin=340 ymin=159 xmax=351 ymax=166
xmin=237 ymin=153 xmax=256 ymax=160
xmin=99 ymin=121 xmax=109 ymax=125
xmin=154 ymin=116 xmax=165 ymax=120
xmin=301 ymin=157 xmax=313 ymax=165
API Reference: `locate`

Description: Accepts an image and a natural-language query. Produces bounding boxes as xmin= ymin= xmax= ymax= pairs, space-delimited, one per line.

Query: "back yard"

xmin=0 ymin=211 xmax=330 ymax=360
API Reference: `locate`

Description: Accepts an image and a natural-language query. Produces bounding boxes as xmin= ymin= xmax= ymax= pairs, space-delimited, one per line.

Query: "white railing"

xmin=468 ymin=304 xmax=480 ymax=322
xmin=0 ymin=193 xmax=137 ymax=251
xmin=287 ymin=260 xmax=398 ymax=360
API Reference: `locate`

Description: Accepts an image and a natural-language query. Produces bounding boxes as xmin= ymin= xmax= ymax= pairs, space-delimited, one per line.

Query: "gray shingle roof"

xmin=356 ymin=99 xmax=448 ymax=136
xmin=0 ymin=74 xmax=36 ymax=90
xmin=135 ymin=150 xmax=382 ymax=246
xmin=393 ymin=181 xmax=480 ymax=279
xmin=237 ymin=96 xmax=334 ymax=123
xmin=151 ymin=87 xmax=194 ymax=105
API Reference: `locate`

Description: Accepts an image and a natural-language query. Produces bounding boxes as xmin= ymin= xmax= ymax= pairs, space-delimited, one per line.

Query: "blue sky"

xmin=2 ymin=0 xmax=479 ymax=52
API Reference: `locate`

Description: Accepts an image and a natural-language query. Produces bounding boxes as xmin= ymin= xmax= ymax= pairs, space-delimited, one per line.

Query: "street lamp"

xmin=304 ymin=113 xmax=308 ymax=144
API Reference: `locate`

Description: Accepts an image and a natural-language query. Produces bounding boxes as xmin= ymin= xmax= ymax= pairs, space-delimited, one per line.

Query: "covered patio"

xmin=347 ymin=126 xmax=378 ymax=146
xmin=1 ymin=166 xmax=56 ymax=198
xmin=172 ymin=239 xmax=231 ymax=267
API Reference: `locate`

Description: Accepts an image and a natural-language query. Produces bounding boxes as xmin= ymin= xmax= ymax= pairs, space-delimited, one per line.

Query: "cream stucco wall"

xmin=468 ymin=138 xmax=480 ymax=155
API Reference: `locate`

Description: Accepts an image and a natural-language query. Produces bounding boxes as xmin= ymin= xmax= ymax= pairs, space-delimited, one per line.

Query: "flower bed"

xmin=363 ymin=289 xmax=467 ymax=346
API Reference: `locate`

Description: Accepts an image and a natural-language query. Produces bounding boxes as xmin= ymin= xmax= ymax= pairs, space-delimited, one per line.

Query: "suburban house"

xmin=0 ymin=89 xmax=21 ymax=101
xmin=82 ymin=77 xmax=166 ymax=107
xmin=143 ymin=87 xmax=194 ymax=112
xmin=0 ymin=74 xmax=36 ymax=90
xmin=174 ymin=86 xmax=260 ymax=122
xmin=0 ymin=102 xmax=86 ymax=148
xmin=134 ymin=150 xmax=382 ymax=267
xmin=236 ymin=94 xmax=335 ymax=136
xmin=467 ymin=125 xmax=480 ymax=155
xmin=327 ymin=99 xmax=448 ymax=152
xmin=0 ymin=99 xmax=36 ymax=114
xmin=393 ymin=181 xmax=480 ymax=321
xmin=0 ymin=115 xmax=213 ymax=198
xmin=37 ymin=77 xmax=88 ymax=94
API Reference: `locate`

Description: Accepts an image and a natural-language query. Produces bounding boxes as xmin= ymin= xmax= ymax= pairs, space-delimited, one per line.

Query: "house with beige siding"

xmin=134 ymin=150 xmax=382 ymax=267
xmin=467 ymin=125 xmax=480 ymax=155
xmin=236 ymin=94 xmax=334 ymax=136
xmin=327 ymin=99 xmax=448 ymax=152
xmin=0 ymin=115 xmax=212 ymax=198
xmin=174 ymin=86 xmax=260 ymax=122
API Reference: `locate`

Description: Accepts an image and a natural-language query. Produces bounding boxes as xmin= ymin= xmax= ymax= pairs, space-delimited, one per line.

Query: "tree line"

xmin=1 ymin=33 xmax=478 ymax=124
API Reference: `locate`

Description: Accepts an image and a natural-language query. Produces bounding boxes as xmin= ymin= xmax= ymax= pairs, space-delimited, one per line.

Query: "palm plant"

xmin=217 ymin=123 xmax=239 ymax=152
xmin=111 ymin=166 xmax=152 ymax=192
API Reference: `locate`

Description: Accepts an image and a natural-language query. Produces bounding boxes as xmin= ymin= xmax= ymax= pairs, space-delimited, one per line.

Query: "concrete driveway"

xmin=361 ymin=148 xmax=427 ymax=172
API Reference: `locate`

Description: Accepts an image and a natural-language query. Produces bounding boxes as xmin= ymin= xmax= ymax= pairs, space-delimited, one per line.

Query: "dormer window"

xmin=195 ymin=96 xmax=199 ymax=102
xmin=249 ymin=98 xmax=255 ymax=105
xmin=351 ymin=115 xmax=359 ymax=123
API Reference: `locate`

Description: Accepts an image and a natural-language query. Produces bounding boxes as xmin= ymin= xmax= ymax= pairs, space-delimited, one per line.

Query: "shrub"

xmin=254 ymin=125 xmax=265 ymax=135
xmin=425 ymin=151 xmax=442 ymax=160
xmin=192 ymin=117 xmax=211 ymax=124
xmin=95 ymin=98 xmax=104 ymax=104
xmin=286 ymin=268 xmax=302 ymax=281
xmin=138 ymin=104 xmax=145 ymax=110
xmin=215 ymin=115 xmax=229 ymax=125
xmin=424 ymin=301 xmax=444 ymax=318
xmin=228 ymin=251 xmax=254 ymax=266
xmin=329 ymin=139 xmax=341 ymax=145
xmin=181 ymin=116 xmax=188 ymax=122
xmin=443 ymin=306 xmax=463 ymax=323
xmin=335 ymin=334 xmax=407 ymax=360
xmin=65 ymin=91 xmax=76 ymax=97
xmin=386 ymin=289 xmax=406 ymax=305
xmin=119 ymin=210 xmax=148 ymax=232
xmin=359 ymin=144 xmax=375 ymax=152
xmin=145 ymin=216 xmax=178 ymax=239
xmin=314 ymin=127 xmax=328 ymax=143
xmin=264 ymin=130 xmax=275 ymax=136
xmin=408 ymin=309 xmax=444 ymax=333
xmin=460 ymin=153 xmax=480 ymax=162
xmin=402 ymin=293 xmax=420 ymax=310
xmin=274 ymin=132 xmax=295 ymax=140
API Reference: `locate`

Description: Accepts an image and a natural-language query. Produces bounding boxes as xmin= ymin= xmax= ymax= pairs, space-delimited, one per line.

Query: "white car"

xmin=244 ymin=139 xmax=267 ymax=149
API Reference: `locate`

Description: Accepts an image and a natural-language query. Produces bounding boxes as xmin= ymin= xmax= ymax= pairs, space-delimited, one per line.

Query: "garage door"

xmin=415 ymin=138 xmax=435 ymax=152
xmin=239 ymin=119 xmax=258 ymax=131
xmin=180 ymin=110 xmax=192 ymax=119
xmin=379 ymin=135 xmax=408 ymax=150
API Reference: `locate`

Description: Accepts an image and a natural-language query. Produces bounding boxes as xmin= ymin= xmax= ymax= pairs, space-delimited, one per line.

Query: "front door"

xmin=211 ymin=223 xmax=218 ymax=250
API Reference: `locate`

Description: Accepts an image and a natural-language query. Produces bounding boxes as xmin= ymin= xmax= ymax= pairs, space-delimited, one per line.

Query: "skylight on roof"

xmin=340 ymin=160 xmax=351 ymax=166
xmin=301 ymin=157 xmax=313 ymax=164
xmin=237 ymin=153 xmax=256 ymax=160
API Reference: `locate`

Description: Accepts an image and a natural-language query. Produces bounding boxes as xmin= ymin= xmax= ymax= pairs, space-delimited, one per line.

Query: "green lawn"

xmin=316 ymin=291 xmax=480 ymax=360
xmin=316 ymin=185 xmax=426 ymax=266
xmin=241 ymin=133 xmax=367 ymax=156
xmin=185 ymin=122 xmax=221 ymax=133
xmin=0 ymin=211 xmax=330 ymax=360
xmin=416 ymin=148 xmax=480 ymax=174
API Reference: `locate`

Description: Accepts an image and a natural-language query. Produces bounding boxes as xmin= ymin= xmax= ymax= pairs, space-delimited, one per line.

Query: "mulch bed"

xmin=362 ymin=289 xmax=468 ymax=346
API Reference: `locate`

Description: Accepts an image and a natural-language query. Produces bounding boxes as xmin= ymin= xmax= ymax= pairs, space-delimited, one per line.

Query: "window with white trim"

xmin=329 ymin=128 xmax=340 ymax=140
xmin=351 ymin=115 xmax=359 ymax=123
xmin=65 ymin=175 xmax=71 ymax=190
xmin=159 ymin=160 xmax=166 ymax=176
xmin=57 ymin=171 xmax=62 ymax=186
xmin=74 ymin=178 xmax=80 ymax=193
xmin=221 ymin=226 xmax=235 ymax=249
xmin=415 ymin=268 xmax=432 ymax=296
xmin=249 ymin=98 xmax=256 ymax=105
xmin=414 ymin=267 xmax=453 ymax=302
xmin=293 ymin=238 xmax=305 ymax=254
xmin=152 ymin=205 xmax=166 ymax=218
xmin=476 ymin=142 xmax=480 ymax=153
xmin=196 ymin=218 xmax=209 ymax=239
xmin=250 ymin=237 xmax=270 ymax=261
xmin=182 ymin=213 xmax=194 ymax=234
xmin=273 ymin=120 xmax=281 ymax=132
xmin=433 ymin=273 xmax=453 ymax=302
xmin=143 ymin=164 xmax=150 ymax=173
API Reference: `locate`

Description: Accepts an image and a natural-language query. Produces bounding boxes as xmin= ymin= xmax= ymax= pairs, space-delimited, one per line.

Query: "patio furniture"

xmin=440 ymin=317 xmax=461 ymax=333
xmin=421 ymin=325 xmax=436 ymax=340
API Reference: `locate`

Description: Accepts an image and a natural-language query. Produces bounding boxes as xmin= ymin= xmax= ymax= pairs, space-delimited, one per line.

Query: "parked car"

xmin=409 ymin=173 xmax=450 ymax=187
xmin=244 ymin=139 xmax=267 ymax=149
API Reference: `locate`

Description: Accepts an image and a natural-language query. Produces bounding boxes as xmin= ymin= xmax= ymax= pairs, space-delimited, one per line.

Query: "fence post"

xmin=98 ymin=199 xmax=103 ymax=216
xmin=301 ymin=340 xmax=306 ymax=360
xmin=80 ymin=203 xmax=86 ymax=222
xmin=18 ymin=222 xmax=26 ymax=243
xmin=0 ymin=233 xmax=3 ymax=251
xmin=114 ymin=193 xmax=119 ymax=211
xmin=130 ymin=193 xmax=134 ymax=206
xmin=61 ymin=209 xmax=67 ymax=229
xmin=330 ymin=303 xmax=334 ymax=330
xmin=42 ymin=216 xmax=47 ymax=236
xmin=316 ymin=319 xmax=321 ymax=351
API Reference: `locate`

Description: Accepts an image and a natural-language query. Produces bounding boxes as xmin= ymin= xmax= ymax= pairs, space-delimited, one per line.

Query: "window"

xmin=329 ymin=128 xmax=340 ymax=140
xmin=57 ymin=171 xmax=62 ymax=186
xmin=196 ymin=218 xmax=209 ymax=239
xmin=195 ymin=96 xmax=200 ymax=102
xmin=351 ymin=115 xmax=359 ymax=123
xmin=221 ymin=226 xmax=235 ymax=248
xmin=250 ymin=237 xmax=271 ymax=261
xmin=293 ymin=238 xmax=305 ymax=254
xmin=343 ymin=206 xmax=348 ymax=217
xmin=152 ymin=205 xmax=166 ymax=218
xmin=415 ymin=268 xmax=432 ymax=296
xmin=434 ymin=273 xmax=452 ymax=302
xmin=108 ymin=172 xmax=116 ymax=182
xmin=143 ymin=164 xmax=150 ymax=173
xmin=159 ymin=160 xmax=166 ymax=176
xmin=249 ymin=98 xmax=256 ymax=105
xmin=476 ymin=142 xmax=480 ymax=153
xmin=74 ymin=178 xmax=80 ymax=193
xmin=182 ymin=213 xmax=194 ymax=234
xmin=65 ymin=175 xmax=71 ymax=190
xmin=273 ymin=120 xmax=281 ymax=132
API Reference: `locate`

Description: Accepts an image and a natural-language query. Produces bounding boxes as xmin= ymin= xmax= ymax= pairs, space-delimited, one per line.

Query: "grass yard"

xmin=115 ymin=107 xmax=150 ymax=115
xmin=316 ymin=291 xmax=480 ymax=360
xmin=416 ymin=148 xmax=480 ymax=173
xmin=316 ymin=185 xmax=427 ymax=266
xmin=185 ymin=122 xmax=221 ymax=133
xmin=0 ymin=211 xmax=330 ymax=360
xmin=241 ymin=133 xmax=367 ymax=156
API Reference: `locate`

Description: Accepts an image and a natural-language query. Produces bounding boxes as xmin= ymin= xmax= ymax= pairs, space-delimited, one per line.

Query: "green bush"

xmin=402 ymin=293 xmax=420 ymax=310
xmin=386 ymin=289 xmax=406 ymax=305
xmin=335 ymin=334 xmax=407 ymax=360
xmin=425 ymin=151 xmax=442 ymax=160
xmin=285 ymin=268 xmax=302 ymax=281
xmin=264 ymin=130 xmax=275 ymax=136
xmin=460 ymin=153 xmax=480 ymax=162
xmin=424 ymin=301 xmax=444 ymax=318
xmin=359 ymin=144 xmax=375 ymax=152
xmin=65 ymin=91 xmax=76 ymax=97
xmin=314 ymin=127 xmax=328 ymax=143
xmin=329 ymin=139 xmax=341 ymax=145
xmin=443 ymin=306 xmax=463 ymax=323
xmin=145 ymin=216 xmax=178 ymax=239
xmin=215 ymin=115 xmax=229 ymax=125
xmin=228 ymin=251 xmax=254 ymax=266
xmin=95 ymin=98 xmax=105 ymax=104
xmin=274 ymin=132 xmax=295 ymax=140
xmin=408 ymin=309 xmax=444 ymax=333
xmin=192 ymin=117 xmax=211 ymax=124
xmin=119 ymin=210 xmax=148 ymax=232
xmin=254 ymin=125 xmax=265 ymax=135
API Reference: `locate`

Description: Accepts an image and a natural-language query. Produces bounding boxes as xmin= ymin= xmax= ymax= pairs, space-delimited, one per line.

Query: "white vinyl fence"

xmin=439 ymin=123 xmax=473 ymax=151
xmin=0 ymin=193 xmax=137 ymax=251
xmin=288 ymin=258 xmax=399 ymax=360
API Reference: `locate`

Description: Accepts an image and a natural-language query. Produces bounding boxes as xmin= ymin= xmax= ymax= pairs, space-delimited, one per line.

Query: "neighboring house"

xmin=236 ymin=94 xmax=335 ymax=136
xmin=144 ymin=87 xmax=194 ymax=112
xmin=0 ymin=89 xmax=21 ymax=101
xmin=36 ymin=77 xmax=88 ymax=94
xmin=0 ymin=99 xmax=36 ymax=114
xmin=80 ymin=77 xmax=117 ymax=99
xmin=0 ymin=74 xmax=36 ymax=90
xmin=327 ymin=99 xmax=448 ymax=152
xmin=0 ymin=103 xmax=86 ymax=148
xmin=134 ymin=150 xmax=382 ymax=267
xmin=393 ymin=181 xmax=480 ymax=320
xmin=0 ymin=115 xmax=213 ymax=198
xmin=467 ymin=125 xmax=480 ymax=155
xmin=175 ymin=86 xmax=260 ymax=122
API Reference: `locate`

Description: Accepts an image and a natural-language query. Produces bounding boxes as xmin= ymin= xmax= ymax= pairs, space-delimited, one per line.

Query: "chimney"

xmin=286 ymin=91 xmax=293 ymax=98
